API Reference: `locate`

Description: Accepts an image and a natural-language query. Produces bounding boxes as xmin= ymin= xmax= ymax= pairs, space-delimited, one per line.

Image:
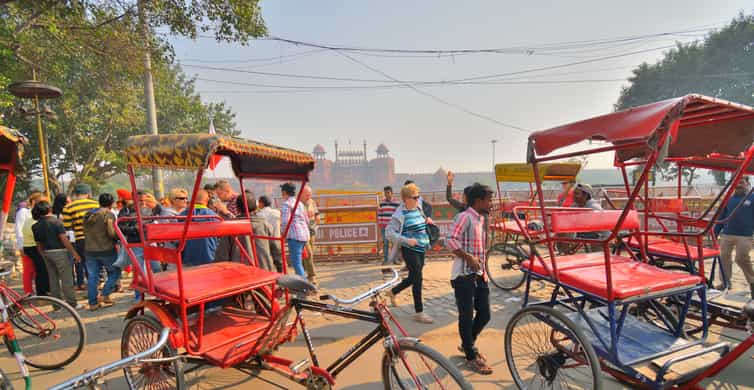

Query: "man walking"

xmin=377 ymin=186 xmax=400 ymax=265
xmin=303 ymin=187 xmax=319 ymax=285
xmin=62 ymin=184 xmax=99 ymax=290
xmin=446 ymin=183 xmax=494 ymax=375
xmin=715 ymin=177 xmax=754 ymax=297
xmin=258 ymin=195 xmax=283 ymax=272
xmin=82 ymin=193 xmax=120 ymax=311
xmin=280 ymin=183 xmax=310 ymax=278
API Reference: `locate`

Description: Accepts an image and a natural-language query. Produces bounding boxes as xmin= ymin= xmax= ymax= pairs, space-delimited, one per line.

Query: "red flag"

xmin=208 ymin=118 xmax=223 ymax=170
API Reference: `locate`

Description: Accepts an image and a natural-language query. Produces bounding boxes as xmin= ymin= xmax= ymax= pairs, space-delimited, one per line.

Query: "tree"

xmin=616 ymin=13 xmax=754 ymax=110
xmin=616 ymin=12 xmax=754 ymax=188
xmin=0 ymin=1 xmax=243 ymax=194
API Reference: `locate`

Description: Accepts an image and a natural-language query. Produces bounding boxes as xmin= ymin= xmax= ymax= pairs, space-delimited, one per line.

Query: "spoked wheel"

xmin=121 ymin=314 xmax=185 ymax=390
xmin=381 ymin=338 xmax=472 ymax=390
xmin=5 ymin=295 xmax=85 ymax=369
xmin=486 ymin=242 xmax=527 ymax=291
xmin=505 ymin=305 xmax=602 ymax=390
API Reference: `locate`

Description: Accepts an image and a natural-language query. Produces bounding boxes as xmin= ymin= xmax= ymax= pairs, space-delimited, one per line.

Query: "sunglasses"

xmin=173 ymin=197 xmax=187 ymax=200
xmin=410 ymin=195 xmax=421 ymax=200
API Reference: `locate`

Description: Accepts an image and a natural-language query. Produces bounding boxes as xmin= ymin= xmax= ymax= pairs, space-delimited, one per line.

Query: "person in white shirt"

xmin=257 ymin=195 xmax=283 ymax=272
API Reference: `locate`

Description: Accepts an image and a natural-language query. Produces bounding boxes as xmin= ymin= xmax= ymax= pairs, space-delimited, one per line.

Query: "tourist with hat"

xmin=62 ymin=183 xmax=99 ymax=290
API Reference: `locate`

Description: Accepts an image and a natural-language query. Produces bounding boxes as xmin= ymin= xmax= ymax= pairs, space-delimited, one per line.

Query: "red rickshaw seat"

xmin=521 ymin=252 xmax=632 ymax=275
xmin=558 ymin=261 xmax=703 ymax=300
xmin=149 ymin=262 xmax=278 ymax=304
xmin=630 ymin=239 xmax=719 ymax=260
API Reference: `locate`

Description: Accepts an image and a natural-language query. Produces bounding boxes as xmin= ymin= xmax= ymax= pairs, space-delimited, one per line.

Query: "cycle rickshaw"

xmin=486 ymin=162 xmax=581 ymax=291
xmin=504 ymin=94 xmax=754 ymax=389
xmin=79 ymin=134 xmax=469 ymax=390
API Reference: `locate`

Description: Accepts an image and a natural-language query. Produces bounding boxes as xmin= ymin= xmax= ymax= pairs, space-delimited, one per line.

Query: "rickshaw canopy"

xmin=125 ymin=134 xmax=315 ymax=179
xmin=494 ymin=162 xmax=581 ymax=182
xmin=0 ymin=126 xmax=26 ymax=172
xmin=528 ymin=94 xmax=754 ymax=163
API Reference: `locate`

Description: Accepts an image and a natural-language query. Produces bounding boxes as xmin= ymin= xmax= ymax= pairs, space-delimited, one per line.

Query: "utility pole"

xmin=137 ymin=0 xmax=164 ymax=199
xmin=491 ymin=139 xmax=499 ymax=168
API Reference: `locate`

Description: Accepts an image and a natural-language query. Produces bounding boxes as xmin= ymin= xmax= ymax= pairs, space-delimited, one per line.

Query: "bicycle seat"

xmin=744 ymin=300 xmax=754 ymax=321
xmin=277 ymin=275 xmax=317 ymax=295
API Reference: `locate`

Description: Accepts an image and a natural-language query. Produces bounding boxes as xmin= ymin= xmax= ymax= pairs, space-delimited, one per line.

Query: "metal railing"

xmin=50 ymin=328 xmax=171 ymax=390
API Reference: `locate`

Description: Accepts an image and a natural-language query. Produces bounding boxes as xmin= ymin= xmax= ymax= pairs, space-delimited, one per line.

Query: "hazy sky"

xmin=170 ymin=1 xmax=752 ymax=173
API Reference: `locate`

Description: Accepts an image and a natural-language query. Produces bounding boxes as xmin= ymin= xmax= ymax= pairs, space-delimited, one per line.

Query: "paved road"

xmin=1 ymin=260 xmax=753 ymax=389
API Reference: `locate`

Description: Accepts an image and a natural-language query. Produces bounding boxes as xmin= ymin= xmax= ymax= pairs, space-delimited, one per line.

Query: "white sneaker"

xmin=413 ymin=312 xmax=434 ymax=324
xmin=73 ymin=303 xmax=85 ymax=310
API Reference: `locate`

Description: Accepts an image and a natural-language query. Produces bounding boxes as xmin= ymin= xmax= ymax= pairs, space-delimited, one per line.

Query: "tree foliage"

xmin=0 ymin=0 xmax=263 ymax=194
xmin=615 ymin=12 xmax=754 ymax=186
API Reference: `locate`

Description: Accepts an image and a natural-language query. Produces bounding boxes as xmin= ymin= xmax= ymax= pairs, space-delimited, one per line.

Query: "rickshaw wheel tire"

xmin=5 ymin=295 xmax=86 ymax=370
xmin=121 ymin=314 xmax=185 ymax=390
xmin=381 ymin=338 xmax=472 ymax=390
xmin=485 ymin=242 xmax=526 ymax=291
xmin=505 ymin=305 xmax=603 ymax=390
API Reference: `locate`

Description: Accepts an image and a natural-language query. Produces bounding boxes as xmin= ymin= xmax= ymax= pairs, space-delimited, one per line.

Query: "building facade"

xmin=311 ymin=141 xmax=396 ymax=189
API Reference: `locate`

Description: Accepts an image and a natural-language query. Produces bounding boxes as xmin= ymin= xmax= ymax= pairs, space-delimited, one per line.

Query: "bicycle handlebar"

xmin=49 ymin=328 xmax=171 ymax=390
xmin=319 ymin=268 xmax=399 ymax=306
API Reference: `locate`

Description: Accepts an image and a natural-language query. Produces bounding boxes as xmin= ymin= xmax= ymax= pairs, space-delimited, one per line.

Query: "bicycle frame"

xmin=291 ymin=297 xmax=407 ymax=380
xmin=0 ymin=274 xmax=31 ymax=390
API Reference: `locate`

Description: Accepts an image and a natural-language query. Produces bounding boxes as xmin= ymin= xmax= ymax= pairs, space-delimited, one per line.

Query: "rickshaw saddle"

xmin=521 ymin=252 xmax=632 ymax=275
xmin=150 ymin=262 xmax=279 ymax=304
xmin=558 ymin=261 xmax=703 ymax=300
xmin=628 ymin=239 xmax=720 ymax=260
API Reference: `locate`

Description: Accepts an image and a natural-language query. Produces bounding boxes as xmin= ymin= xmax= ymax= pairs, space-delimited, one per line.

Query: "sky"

xmin=169 ymin=0 xmax=753 ymax=174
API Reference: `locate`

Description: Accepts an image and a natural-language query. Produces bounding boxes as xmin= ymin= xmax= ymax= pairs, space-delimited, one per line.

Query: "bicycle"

xmin=0 ymin=263 xmax=86 ymax=389
xmin=52 ymin=268 xmax=472 ymax=389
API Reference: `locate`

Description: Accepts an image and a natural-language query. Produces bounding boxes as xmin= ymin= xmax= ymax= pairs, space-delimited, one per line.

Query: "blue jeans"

xmin=132 ymin=247 xmax=162 ymax=301
xmin=74 ymin=240 xmax=88 ymax=287
xmin=85 ymin=253 xmax=121 ymax=306
xmin=381 ymin=227 xmax=390 ymax=264
xmin=287 ymin=239 xmax=307 ymax=277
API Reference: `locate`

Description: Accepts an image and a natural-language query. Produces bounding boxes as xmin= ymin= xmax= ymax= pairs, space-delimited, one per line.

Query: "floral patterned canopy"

xmin=126 ymin=134 xmax=315 ymax=179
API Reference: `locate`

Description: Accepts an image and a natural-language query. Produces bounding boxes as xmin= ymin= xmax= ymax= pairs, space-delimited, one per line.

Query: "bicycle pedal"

xmin=289 ymin=359 xmax=311 ymax=375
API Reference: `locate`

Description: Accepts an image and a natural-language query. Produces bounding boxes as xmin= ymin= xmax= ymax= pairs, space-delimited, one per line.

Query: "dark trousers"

xmin=451 ymin=274 xmax=491 ymax=360
xmin=392 ymin=247 xmax=425 ymax=313
xmin=73 ymin=240 xmax=87 ymax=287
xmin=23 ymin=246 xmax=50 ymax=296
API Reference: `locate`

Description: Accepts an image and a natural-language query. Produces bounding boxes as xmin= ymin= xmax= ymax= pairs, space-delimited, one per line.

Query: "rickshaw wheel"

xmin=485 ymin=242 xmax=526 ymax=291
xmin=121 ymin=314 xmax=185 ymax=390
xmin=505 ymin=305 xmax=602 ymax=390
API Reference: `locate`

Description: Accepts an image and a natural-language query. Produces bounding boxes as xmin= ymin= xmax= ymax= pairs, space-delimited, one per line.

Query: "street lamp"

xmin=8 ymin=78 xmax=62 ymax=196
xmin=491 ymin=139 xmax=499 ymax=168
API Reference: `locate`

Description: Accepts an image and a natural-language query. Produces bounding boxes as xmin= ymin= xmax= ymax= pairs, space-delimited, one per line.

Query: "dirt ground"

xmin=1 ymin=259 xmax=753 ymax=389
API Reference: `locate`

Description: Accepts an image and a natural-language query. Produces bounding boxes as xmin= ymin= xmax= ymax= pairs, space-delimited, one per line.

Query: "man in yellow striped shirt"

xmin=62 ymin=184 xmax=99 ymax=289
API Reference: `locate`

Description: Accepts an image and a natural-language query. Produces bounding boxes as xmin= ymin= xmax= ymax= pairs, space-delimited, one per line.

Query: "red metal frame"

xmin=118 ymin=160 xmax=310 ymax=358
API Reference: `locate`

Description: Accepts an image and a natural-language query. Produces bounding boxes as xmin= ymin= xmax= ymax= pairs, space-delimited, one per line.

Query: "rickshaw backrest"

xmin=549 ymin=210 xmax=640 ymax=233
xmin=145 ymin=220 xmax=253 ymax=242
xmin=645 ymin=198 xmax=684 ymax=213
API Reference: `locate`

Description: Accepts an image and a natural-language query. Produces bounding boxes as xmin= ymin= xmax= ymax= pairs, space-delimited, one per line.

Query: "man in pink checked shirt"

xmin=445 ymin=183 xmax=494 ymax=375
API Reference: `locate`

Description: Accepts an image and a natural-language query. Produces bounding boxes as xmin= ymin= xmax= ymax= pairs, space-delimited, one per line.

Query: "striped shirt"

xmin=280 ymin=197 xmax=310 ymax=242
xmin=62 ymin=198 xmax=99 ymax=241
xmin=446 ymin=207 xmax=486 ymax=280
xmin=401 ymin=209 xmax=429 ymax=253
xmin=377 ymin=200 xmax=400 ymax=228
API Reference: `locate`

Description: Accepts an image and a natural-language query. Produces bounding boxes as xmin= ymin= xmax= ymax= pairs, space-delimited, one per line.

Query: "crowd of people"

xmin=12 ymin=180 xmax=321 ymax=311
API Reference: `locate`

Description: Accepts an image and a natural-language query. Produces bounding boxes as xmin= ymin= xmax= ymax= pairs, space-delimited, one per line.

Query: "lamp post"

xmin=491 ymin=139 xmax=499 ymax=168
xmin=8 ymin=76 xmax=62 ymax=196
